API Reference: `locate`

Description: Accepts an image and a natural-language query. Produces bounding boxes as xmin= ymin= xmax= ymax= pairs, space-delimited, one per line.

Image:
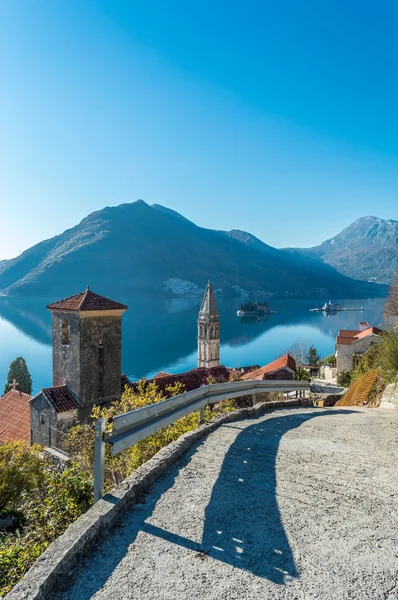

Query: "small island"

xmin=237 ymin=301 xmax=274 ymax=317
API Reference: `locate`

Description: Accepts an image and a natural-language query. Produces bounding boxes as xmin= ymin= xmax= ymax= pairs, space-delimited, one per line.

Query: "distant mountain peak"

xmin=285 ymin=214 xmax=397 ymax=285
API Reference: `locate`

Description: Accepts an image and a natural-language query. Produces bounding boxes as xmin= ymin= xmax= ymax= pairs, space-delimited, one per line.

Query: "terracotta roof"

xmin=353 ymin=326 xmax=382 ymax=340
xmin=47 ymin=288 xmax=128 ymax=312
xmin=42 ymin=386 xmax=79 ymax=413
xmin=337 ymin=326 xmax=382 ymax=345
xmin=121 ymin=374 xmax=133 ymax=391
xmin=198 ymin=281 xmax=219 ymax=319
xmin=123 ymin=366 xmax=231 ymax=395
xmin=336 ymin=330 xmax=360 ymax=345
xmin=0 ymin=389 xmax=31 ymax=444
xmin=153 ymin=372 xmax=171 ymax=379
xmin=240 ymin=354 xmax=296 ymax=381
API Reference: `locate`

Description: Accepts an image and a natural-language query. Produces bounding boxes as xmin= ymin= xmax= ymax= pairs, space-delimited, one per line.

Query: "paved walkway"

xmin=59 ymin=407 xmax=398 ymax=600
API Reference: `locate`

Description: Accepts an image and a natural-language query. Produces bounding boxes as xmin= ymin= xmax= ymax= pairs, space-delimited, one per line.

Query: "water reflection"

xmin=0 ymin=295 xmax=386 ymax=395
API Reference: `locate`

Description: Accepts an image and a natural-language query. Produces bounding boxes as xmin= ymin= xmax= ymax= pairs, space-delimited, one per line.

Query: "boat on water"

xmin=310 ymin=301 xmax=363 ymax=313
xmin=237 ymin=300 xmax=274 ymax=317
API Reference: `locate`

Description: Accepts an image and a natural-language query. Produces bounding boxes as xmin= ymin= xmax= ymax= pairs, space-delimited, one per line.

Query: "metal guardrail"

xmin=93 ymin=379 xmax=309 ymax=502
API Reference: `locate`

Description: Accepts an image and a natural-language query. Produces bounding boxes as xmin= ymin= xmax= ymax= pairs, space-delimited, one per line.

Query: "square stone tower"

xmin=46 ymin=287 xmax=128 ymax=408
xmin=197 ymin=280 xmax=220 ymax=368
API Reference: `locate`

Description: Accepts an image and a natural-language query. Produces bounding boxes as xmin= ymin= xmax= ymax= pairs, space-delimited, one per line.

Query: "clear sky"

xmin=1 ymin=0 xmax=398 ymax=259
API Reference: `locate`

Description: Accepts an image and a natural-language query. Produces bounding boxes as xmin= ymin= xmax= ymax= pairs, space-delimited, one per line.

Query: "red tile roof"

xmin=240 ymin=354 xmax=296 ymax=381
xmin=353 ymin=326 xmax=382 ymax=341
xmin=42 ymin=386 xmax=79 ymax=413
xmin=0 ymin=389 xmax=31 ymax=444
xmin=336 ymin=330 xmax=361 ymax=345
xmin=122 ymin=366 xmax=231 ymax=395
xmin=47 ymin=289 xmax=128 ymax=312
xmin=153 ymin=372 xmax=171 ymax=379
xmin=337 ymin=326 xmax=382 ymax=345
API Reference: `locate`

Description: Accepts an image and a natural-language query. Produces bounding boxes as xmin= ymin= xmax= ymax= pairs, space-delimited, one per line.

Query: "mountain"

xmin=0 ymin=201 xmax=386 ymax=298
xmin=286 ymin=216 xmax=398 ymax=285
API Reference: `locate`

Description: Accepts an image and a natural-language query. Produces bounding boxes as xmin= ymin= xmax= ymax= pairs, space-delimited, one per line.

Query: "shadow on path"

xmin=59 ymin=408 xmax=358 ymax=599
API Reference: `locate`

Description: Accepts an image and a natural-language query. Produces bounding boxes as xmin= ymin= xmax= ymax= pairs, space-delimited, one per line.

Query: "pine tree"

xmin=3 ymin=357 xmax=33 ymax=395
xmin=306 ymin=345 xmax=320 ymax=366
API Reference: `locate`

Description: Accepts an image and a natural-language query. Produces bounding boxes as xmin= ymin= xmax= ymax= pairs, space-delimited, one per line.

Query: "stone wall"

xmin=30 ymin=392 xmax=59 ymax=447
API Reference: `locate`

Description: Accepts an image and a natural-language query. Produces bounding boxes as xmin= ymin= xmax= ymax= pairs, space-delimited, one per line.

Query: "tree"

xmin=384 ymin=272 xmax=398 ymax=321
xmin=3 ymin=357 xmax=32 ymax=395
xmin=306 ymin=345 xmax=320 ymax=366
xmin=286 ymin=341 xmax=310 ymax=369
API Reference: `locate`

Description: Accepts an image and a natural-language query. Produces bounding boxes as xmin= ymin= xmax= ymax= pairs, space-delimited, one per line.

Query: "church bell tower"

xmin=47 ymin=287 xmax=128 ymax=408
xmin=197 ymin=280 xmax=220 ymax=368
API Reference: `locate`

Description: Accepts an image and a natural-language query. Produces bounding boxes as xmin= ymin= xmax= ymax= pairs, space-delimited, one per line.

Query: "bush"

xmin=353 ymin=331 xmax=398 ymax=384
xmin=337 ymin=370 xmax=353 ymax=388
xmin=0 ymin=443 xmax=43 ymax=513
xmin=0 ymin=445 xmax=92 ymax=596
xmin=322 ymin=353 xmax=336 ymax=366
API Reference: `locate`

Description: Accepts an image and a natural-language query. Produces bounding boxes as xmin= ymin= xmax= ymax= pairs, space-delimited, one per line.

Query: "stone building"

xmin=335 ymin=323 xmax=382 ymax=375
xmin=30 ymin=288 xmax=128 ymax=446
xmin=197 ymin=280 xmax=220 ymax=369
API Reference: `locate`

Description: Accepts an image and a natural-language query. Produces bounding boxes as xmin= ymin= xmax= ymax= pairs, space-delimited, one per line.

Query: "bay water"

xmin=0 ymin=295 xmax=386 ymax=395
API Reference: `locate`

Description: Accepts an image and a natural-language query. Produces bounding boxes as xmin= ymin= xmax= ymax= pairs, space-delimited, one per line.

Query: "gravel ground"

xmin=58 ymin=407 xmax=398 ymax=600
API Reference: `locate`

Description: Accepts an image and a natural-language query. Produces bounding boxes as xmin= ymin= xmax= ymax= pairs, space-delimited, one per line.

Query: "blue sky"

xmin=1 ymin=0 xmax=398 ymax=259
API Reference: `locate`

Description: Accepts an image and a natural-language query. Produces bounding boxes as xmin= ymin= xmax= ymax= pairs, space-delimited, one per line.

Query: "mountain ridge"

xmin=0 ymin=201 xmax=387 ymax=298
xmin=285 ymin=215 xmax=398 ymax=285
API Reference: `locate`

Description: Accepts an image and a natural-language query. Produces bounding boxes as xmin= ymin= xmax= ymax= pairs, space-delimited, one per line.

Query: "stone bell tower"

xmin=197 ymin=280 xmax=220 ymax=368
xmin=46 ymin=287 xmax=128 ymax=408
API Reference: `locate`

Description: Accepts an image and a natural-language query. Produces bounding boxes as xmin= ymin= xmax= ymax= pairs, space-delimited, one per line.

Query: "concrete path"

xmin=58 ymin=407 xmax=398 ymax=600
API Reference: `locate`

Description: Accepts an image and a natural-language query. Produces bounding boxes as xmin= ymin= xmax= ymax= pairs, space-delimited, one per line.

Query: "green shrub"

xmin=337 ymin=370 xmax=353 ymax=388
xmin=0 ymin=446 xmax=92 ymax=597
xmin=322 ymin=353 xmax=336 ymax=366
xmin=0 ymin=443 xmax=43 ymax=513
xmin=353 ymin=331 xmax=398 ymax=384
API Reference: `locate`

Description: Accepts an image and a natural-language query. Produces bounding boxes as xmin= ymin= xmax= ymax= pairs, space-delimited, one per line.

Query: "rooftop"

xmin=198 ymin=280 xmax=219 ymax=319
xmin=240 ymin=354 xmax=296 ymax=381
xmin=337 ymin=326 xmax=382 ymax=345
xmin=47 ymin=288 xmax=128 ymax=312
xmin=42 ymin=386 xmax=79 ymax=413
xmin=0 ymin=389 xmax=32 ymax=444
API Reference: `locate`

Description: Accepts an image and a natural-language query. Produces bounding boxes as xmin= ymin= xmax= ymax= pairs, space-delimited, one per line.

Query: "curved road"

xmin=59 ymin=407 xmax=398 ymax=600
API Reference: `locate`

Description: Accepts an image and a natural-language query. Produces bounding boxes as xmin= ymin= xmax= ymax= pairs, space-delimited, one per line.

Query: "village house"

xmin=240 ymin=354 xmax=297 ymax=381
xmin=335 ymin=321 xmax=382 ymax=375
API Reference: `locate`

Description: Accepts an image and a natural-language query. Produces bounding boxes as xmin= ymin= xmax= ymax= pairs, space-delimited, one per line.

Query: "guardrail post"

xmin=94 ymin=418 xmax=106 ymax=503
xmin=252 ymin=391 xmax=256 ymax=406
xmin=199 ymin=407 xmax=205 ymax=423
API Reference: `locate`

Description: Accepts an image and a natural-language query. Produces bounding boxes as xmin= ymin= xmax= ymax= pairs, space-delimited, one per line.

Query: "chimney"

xmin=359 ymin=321 xmax=370 ymax=332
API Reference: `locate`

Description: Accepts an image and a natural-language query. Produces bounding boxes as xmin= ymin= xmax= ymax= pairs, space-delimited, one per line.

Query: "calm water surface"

xmin=0 ymin=295 xmax=386 ymax=395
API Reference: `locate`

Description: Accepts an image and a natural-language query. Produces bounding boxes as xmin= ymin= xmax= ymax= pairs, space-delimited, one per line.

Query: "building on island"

xmin=335 ymin=322 xmax=382 ymax=375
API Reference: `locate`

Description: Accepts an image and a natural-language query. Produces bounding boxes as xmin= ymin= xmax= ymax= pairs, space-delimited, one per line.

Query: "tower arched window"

xmin=61 ymin=320 xmax=70 ymax=345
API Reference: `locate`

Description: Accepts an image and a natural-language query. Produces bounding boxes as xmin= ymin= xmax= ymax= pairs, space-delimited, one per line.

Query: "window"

xmin=61 ymin=320 xmax=70 ymax=345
